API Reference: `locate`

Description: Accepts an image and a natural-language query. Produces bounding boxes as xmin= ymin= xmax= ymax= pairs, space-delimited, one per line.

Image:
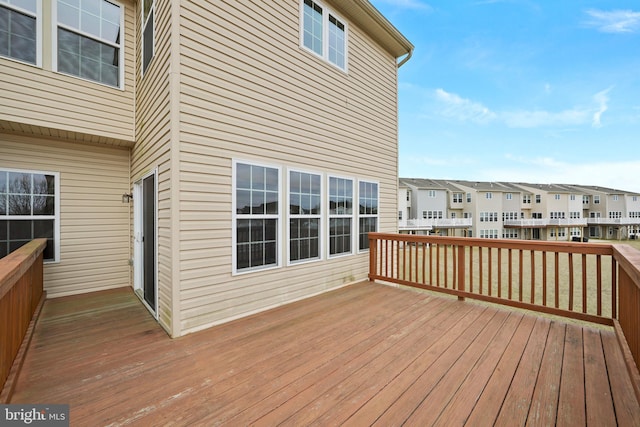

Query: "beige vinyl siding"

xmin=177 ymin=0 xmax=399 ymax=333
xmin=0 ymin=1 xmax=136 ymax=144
xmin=132 ymin=0 xmax=174 ymax=334
xmin=0 ymin=133 xmax=130 ymax=297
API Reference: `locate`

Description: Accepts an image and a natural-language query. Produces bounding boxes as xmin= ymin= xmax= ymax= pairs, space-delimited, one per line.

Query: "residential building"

xmin=400 ymin=179 xmax=640 ymax=241
xmin=0 ymin=0 xmax=412 ymax=337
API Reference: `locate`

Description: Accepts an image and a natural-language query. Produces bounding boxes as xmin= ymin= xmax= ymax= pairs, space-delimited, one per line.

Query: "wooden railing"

xmin=0 ymin=239 xmax=46 ymax=395
xmin=368 ymin=232 xmax=640 ymax=378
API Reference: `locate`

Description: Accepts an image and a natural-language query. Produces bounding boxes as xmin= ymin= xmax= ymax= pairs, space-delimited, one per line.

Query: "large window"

xmin=301 ymin=0 xmax=347 ymax=71
xmin=328 ymin=176 xmax=352 ymax=257
xmin=0 ymin=169 xmax=58 ymax=261
xmin=358 ymin=181 xmax=377 ymax=251
xmin=55 ymin=0 xmax=123 ymax=88
xmin=0 ymin=0 xmax=39 ymax=65
xmin=141 ymin=0 xmax=153 ymax=74
xmin=289 ymin=170 xmax=321 ymax=263
xmin=234 ymin=162 xmax=280 ymax=272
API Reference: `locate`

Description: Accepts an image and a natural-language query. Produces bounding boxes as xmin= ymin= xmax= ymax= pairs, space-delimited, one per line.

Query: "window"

xmin=613 ymin=195 xmax=619 ymax=201
xmin=141 ymin=0 xmax=153 ymax=74
xmin=0 ymin=169 xmax=59 ymax=262
xmin=234 ymin=162 xmax=280 ymax=272
xmin=486 ymin=192 xmax=493 ymax=199
xmin=55 ymin=0 xmax=123 ymax=88
xmin=583 ymin=195 xmax=589 ymax=204
xmin=453 ymin=193 xmax=462 ymax=203
xmin=523 ymin=194 xmax=531 ymax=204
xmin=301 ymin=0 xmax=347 ymax=71
xmin=358 ymin=181 xmax=378 ymax=251
xmin=428 ymin=190 xmax=436 ymax=198
xmin=554 ymin=194 xmax=561 ymax=200
xmin=406 ymin=190 xmax=410 ymax=201
xmin=0 ymin=0 xmax=40 ymax=65
xmin=633 ymin=196 xmax=638 ymax=202
xmin=506 ymin=193 xmax=512 ymax=200
xmin=594 ymin=195 xmax=600 ymax=204
xmin=535 ymin=195 xmax=541 ymax=204
xmin=466 ymin=193 xmax=471 ymax=203
xmin=328 ymin=176 xmax=353 ymax=257
xmin=289 ymin=170 xmax=321 ymax=264
xmin=398 ymin=211 xmax=402 ymax=220
xmin=570 ymin=194 xmax=576 ymax=201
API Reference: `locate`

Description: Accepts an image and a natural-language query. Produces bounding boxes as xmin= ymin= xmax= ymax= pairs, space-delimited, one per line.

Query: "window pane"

xmin=0 ymin=220 xmax=6 ymax=240
xmin=33 ymin=195 xmax=54 ymax=215
xmin=142 ymin=9 xmax=153 ymax=71
xmin=0 ymin=6 xmax=36 ymax=64
xmin=8 ymin=194 xmax=30 ymax=215
xmin=303 ymin=0 xmax=322 ymax=56
xmin=9 ymin=219 xmax=30 ymax=239
xmin=236 ymin=163 xmax=251 ymax=189
xmin=10 ymin=0 xmax=38 ymax=13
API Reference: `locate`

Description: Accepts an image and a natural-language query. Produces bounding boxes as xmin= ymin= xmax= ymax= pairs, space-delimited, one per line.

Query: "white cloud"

xmin=434 ymin=89 xmax=496 ymax=124
xmin=486 ymin=156 xmax=640 ymax=193
xmin=584 ymin=9 xmax=640 ymax=33
xmin=432 ymin=88 xmax=613 ymax=128
xmin=592 ymin=87 xmax=612 ymax=128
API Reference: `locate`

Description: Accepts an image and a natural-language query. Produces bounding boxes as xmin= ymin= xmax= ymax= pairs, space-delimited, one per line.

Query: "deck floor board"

xmin=9 ymin=281 xmax=640 ymax=426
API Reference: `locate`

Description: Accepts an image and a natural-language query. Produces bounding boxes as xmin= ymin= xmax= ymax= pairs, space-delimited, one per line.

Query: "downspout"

xmin=397 ymin=48 xmax=413 ymax=68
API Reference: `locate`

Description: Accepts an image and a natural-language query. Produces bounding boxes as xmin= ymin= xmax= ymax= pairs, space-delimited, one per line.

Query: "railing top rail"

xmin=613 ymin=244 xmax=640 ymax=290
xmin=371 ymin=232 xmax=614 ymax=255
xmin=0 ymin=239 xmax=46 ymax=301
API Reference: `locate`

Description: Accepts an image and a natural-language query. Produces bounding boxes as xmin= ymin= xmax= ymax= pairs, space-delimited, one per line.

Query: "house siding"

xmin=132 ymin=0 xmax=174 ymax=333
xmin=0 ymin=0 xmax=136 ymax=144
xmin=0 ymin=133 xmax=130 ymax=297
xmin=176 ymin=0 xmax=399 ymax=333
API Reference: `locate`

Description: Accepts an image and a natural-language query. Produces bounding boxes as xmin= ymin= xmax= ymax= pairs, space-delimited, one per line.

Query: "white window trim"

xmin=299 ymin=0 xmax=348 ymax=73
xmin=327 ymin=174 xmax=354 ymax=259
xmin=0 ymin=0 xmax=42 ymax=67
xmin=0 ymin=167 xmax=60 ymax=263
xmin=231 ymin=159 xmax=283 ymax=275
xmin=357 ymin=179 xmax=379 ymax=254
xmin=141 ymin=0 xmax=154 ymax=77
xmin=287 ymin=167 xmax=323 ymax=266
xmin=51 ymin=0 xmax=125 ymax=90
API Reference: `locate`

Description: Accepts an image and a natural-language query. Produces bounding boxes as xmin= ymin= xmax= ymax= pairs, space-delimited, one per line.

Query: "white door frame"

xmin=133 ymin=169 xmax=158 ymax=318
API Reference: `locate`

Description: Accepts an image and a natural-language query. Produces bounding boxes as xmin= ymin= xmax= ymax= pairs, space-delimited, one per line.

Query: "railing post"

xmin=457 ymin=245 xmax=465 ymax=301
xmin=369 ymin=234 xmax=377 ymax=281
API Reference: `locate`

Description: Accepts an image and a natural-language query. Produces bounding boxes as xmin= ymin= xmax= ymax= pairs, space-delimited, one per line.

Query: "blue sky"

xmin=370 ymin=0 xmax=640 ymax=193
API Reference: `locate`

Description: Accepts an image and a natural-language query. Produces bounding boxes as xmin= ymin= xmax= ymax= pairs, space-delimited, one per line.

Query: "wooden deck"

xmin=10 ymin=281 xmax=640 ymax=426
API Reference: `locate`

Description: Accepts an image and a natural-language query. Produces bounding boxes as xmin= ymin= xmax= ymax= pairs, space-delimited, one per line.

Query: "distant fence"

xmin=0 ymin=239 xmax=46 ymax=397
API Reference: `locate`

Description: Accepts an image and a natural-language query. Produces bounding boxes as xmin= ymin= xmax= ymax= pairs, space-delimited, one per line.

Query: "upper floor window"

xmin=301 ymin=0 xmax=347 ymax=71
xmin=570 ymin=194 xmax=576 ymax=201
xmin=583 ymin=195 xmax=589 ymax=204
xmin=554 ymin=194 xmax=561 ymax=200
xmin=405 ymin=190 xmax=410 ymax=201
xmin=466 ymin=193 xmax=471 ymax=203
xmin=358 ymin=181 xmax=378 ymax=251
xmin=428 ymin=190 xmax=436 ymax=198
xmin=141 ymin=0 xmax=153 ymax=74
xmin=0 ymin=0 xmax=40 ymax=65
xmin=535 ymin=194 xmax=541 ymax=203
xmin=506 ymin=193 xmax=512 ymax=200
xmin=594 ymin=195 xmax=600 ymax=204
xmin=55 ymin=0 xmax=123 ymax=88
xmin=453 ymin=193 xmax=462 ymax=203
xmin=289 ymin=170 xmax=321 ymax=264
xmin=0 ymin=168 xmax=59 ymax=262
xmin=485 ymin=192 xmax=492 ymax=199
xmin=613 ymin=195 xmax=619 ymax=201
xmin=234 ymin=162 xmax=280 ymax=272
xmin=523 ymin=194 xmax=531 ymax=204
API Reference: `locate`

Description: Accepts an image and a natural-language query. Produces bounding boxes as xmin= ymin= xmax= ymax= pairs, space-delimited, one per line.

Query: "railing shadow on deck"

xmin=368 ymin=232 xmax=640 ymax=400
xmin=0 ymin=239 xmax=46 ymax=402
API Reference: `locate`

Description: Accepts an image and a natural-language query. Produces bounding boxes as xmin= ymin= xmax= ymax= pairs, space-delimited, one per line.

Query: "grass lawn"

xmin=393 ymin=238 xmax=640 ymax=319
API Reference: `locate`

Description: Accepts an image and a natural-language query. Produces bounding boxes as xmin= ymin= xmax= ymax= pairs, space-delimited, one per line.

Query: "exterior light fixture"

xmin=122 ymin=193 xmax=133 ymax=203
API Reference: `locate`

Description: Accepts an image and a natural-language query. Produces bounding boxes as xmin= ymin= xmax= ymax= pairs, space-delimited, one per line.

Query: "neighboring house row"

xmin=399 ymin=178 xmax=640 ymax=241
xmin=0 ymin=0 xmax=413 ymax=337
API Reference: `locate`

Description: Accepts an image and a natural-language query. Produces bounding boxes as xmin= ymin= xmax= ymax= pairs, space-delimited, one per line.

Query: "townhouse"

xmin=399 ymin=178 xmax=640 ymax=241
xmin=0 ymin=0 xmax=412 ymax=337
